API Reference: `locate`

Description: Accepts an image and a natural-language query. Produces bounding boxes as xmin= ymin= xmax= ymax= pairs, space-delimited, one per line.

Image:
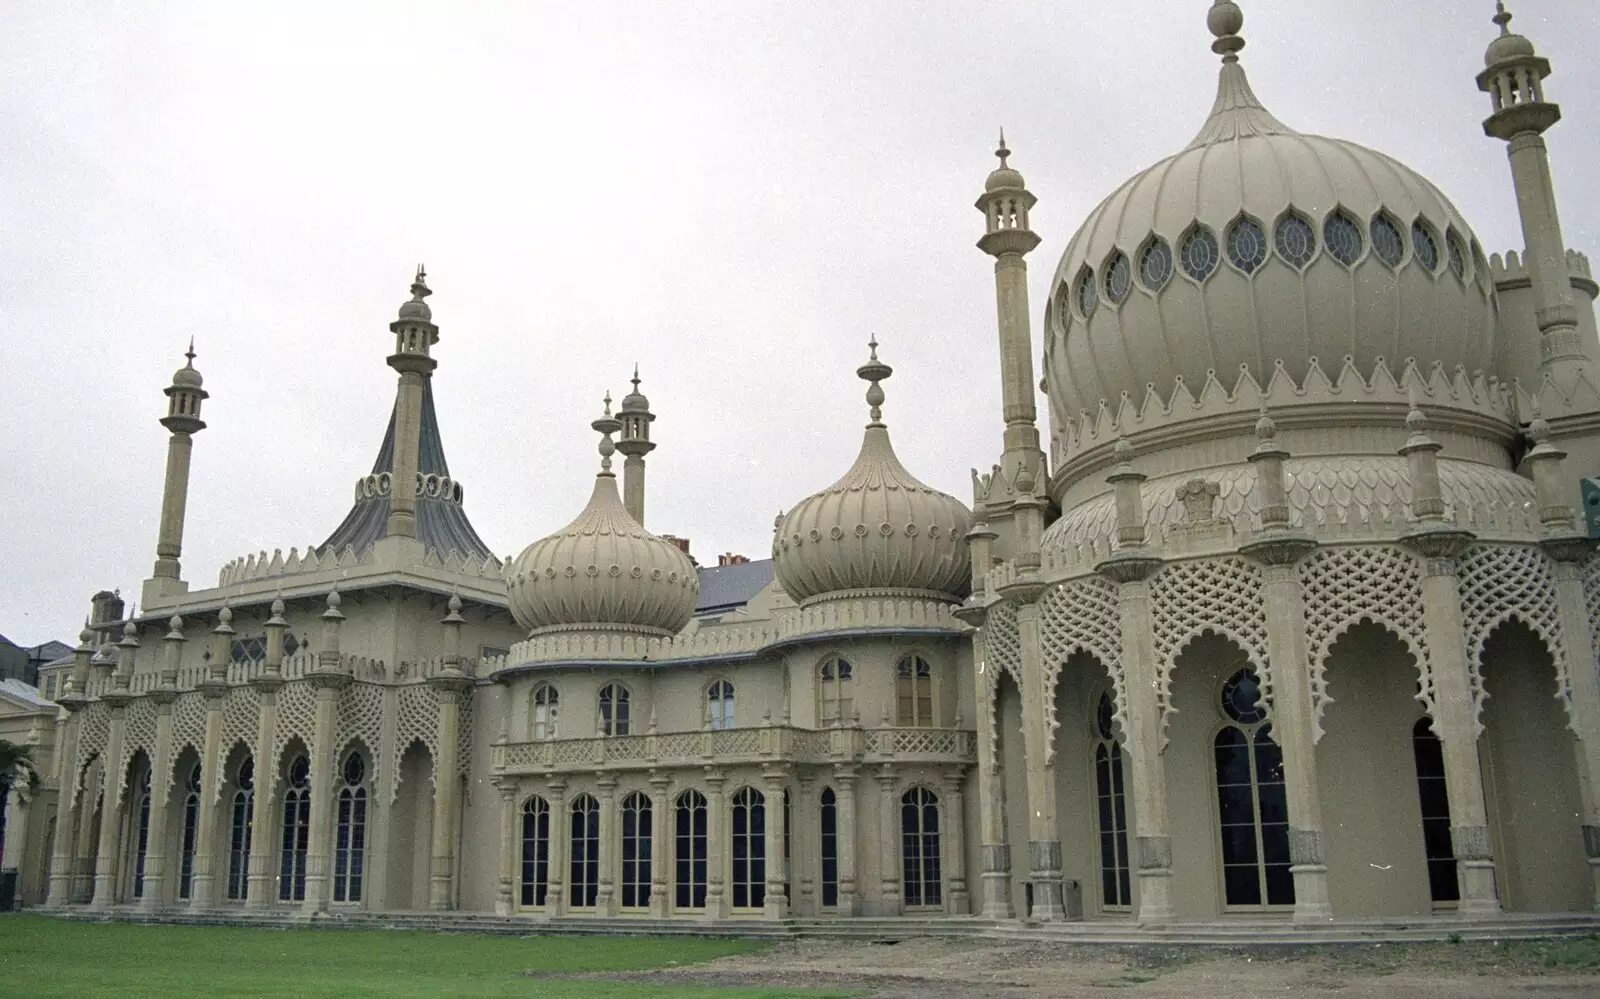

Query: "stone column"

xmin=762 ymin=769 xmax=788 ymax=919
xmin=703 ymin=770 xmax=727 ymax=919
xmin=494 ymin=780 xmax=517 ymax=916
xmin=139 ymin=685 xmax=178 ymax=911
xmin=45 ymin=633 xmax=91 ymax=909
xmin=89 ymin=692 xmax=130 ymax=909
xmin=647 ymin=772 xmax=671 ymax=917
xmin=1002 ymin=579 xmax=1062 ymax=921
xmin=596 ymin=774 xmax=618 ymax=915
xmin=833 ymin=765 xmax=858 ymax=915
xmin=303 ymin=674 xmax=345 ymax=915
xmin=1545 ymin=547 xmax=1600 ymax=907
xmin=72 ymin=766 xmax=101 ymax=904
xmin=941 ymin=768 xmax=970 ymax=915
xmin=245 ymin=677 xmax=281 ymax=908
xmin=969 ymin=621 xmax=1013 ymax=919
xmin=545 ymin=778 xmax=567 ymax=916
xmin=876 ymin=765 xmax=901 ymax=915
xmin=794 ymin=775 xmax=815 ymax=916
xmin=189 ymin=607 xmax=233 ymax=910
xmin=429 ymin=594 xmax=471 ymax=911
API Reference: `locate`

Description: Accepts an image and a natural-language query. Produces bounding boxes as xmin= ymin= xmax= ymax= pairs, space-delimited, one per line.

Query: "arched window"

xmin=333 ymin=752 xmax=367 ymax=904
xmin=131 ymin=771 xmax=152 ymax=899
xmin=532 ymin=683 xmax=559 ymax=741
xmin=707 ymin=680 xmax=735 ymax=731
xmin=520 ymin=796 xmax=551 ymax=907
xmin=599 ymin=684 xmax=630 ymax=737
xmin=1093 ymin=693 xmax=1131 ymax=910
xmin=730 ymin=787 xmax=766 ymax=909
xmin=620 ymin=791 xmax=652 ymax=909
xmin=674 ymin=790 xmax=708 ymax=909
xmin=895 ymin=655 xmax=935 ymax=727
xmin=569 ymin=794 xmax=600 ymax=908
xmin=818 ymin=658 xmax=853 ymax=727
xmin=279 ymin=755 xmax=311 ymax=902
xmin=227 ymin=757 xmax=254 ymax=901
xmin=179 ymin=762 xmax=202 ymax=900
xmin=1214 ymin=669 xmax=1293 ymax=908
xmin=819 ymin=787 xmax=838 ymax=908
xmin=1412 ymin=717 xmax=1459 ymax=903
xmin=901 ymin=787 xmax=941 ymax=907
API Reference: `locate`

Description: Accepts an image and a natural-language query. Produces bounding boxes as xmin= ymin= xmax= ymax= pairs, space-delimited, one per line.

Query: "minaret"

xmin=1477 ymin=2 xmax=1586 ymax=378
xmin=616 ymin=365 xmax=656 ymax=526
xmin=146 ymin=341 xmax=208 ymax=602
xmin=975 ymin=132 xmax=1048 ymax=558
xmin=386 ymin=266 xmax=439 ymax=541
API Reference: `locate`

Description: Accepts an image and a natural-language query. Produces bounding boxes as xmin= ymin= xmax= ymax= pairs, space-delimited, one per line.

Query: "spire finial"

xmin=592 ymin=391 xmax=622 ymax=474
xmin=1494 ymin=1 xmax=1512 ymax=34
xmin=996 ymin=129 xmax=1009 ymax=168
xmin=856 ymin=337 xmax=893 ymax=424
xmin=631 ymin=363 xmax=641 ymax=391
xmin=1207 ymin=0 xmax=1246 ymax=61
xmin=185 ymin=337 xmax=196 ymax=368
xmin=409 ymin=265 xmax=431 ymax=302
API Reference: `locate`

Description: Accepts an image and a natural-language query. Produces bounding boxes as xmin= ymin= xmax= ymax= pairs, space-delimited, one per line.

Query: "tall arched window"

xmin=569 ymin=793 xmax=600 ymax=908
xmin=819 ymin=787 xmax=838 ymax=908
xmin=532 ymin=684 xmax=559 ymax=741
xmin=333 ymin=752 xmax=367 ymax=904
xmin=279 ymin=755 xmax=311 ymax=902
xmin=674 ymin=790 xmax=708 ymax=909
xmin=1093 ymin=692 xmax=1131 ymax=910
xmin=227 ymin=757 xmax=254 ymax=901
xmin=1214 ymin=668 xmax=1293 ymax=908
xmin=818 ymin=658 xmax=853 ymax=727
xmin=599 ymin=684 xmax=630 ymax=736
xmin=520 ymin=796 xmax=550 ymax=907
xmin=1412 ymin=717 xmax=1458 ymax=903
xmin=620 ymin=791 xmax=652 ymax=908
xmin=895 ymin=655 xmax=935 ymax=727
xmin=731 ymin=787 xmax=766 ymax=909
xmin=901 ymin=787 xmax=941 ymax=907
xmin=179 ymin=762 xmax=201 ymax=900
xmin=707 ymin=680 xmax=735 ymax=731
xmin=131 ymin=771 xmax=152 ymax=899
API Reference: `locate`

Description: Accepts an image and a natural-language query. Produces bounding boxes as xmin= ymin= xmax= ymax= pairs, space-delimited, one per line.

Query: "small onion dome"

xmin=1485 ymin=3 xmax=1535 ymax=66
xmin=984 ymin=131 xmax=1025 ymax=192
xmin=507 ymin=401 xmax=696 ymax=637
xmin=397 ymin=265 xmax=433 ymax=321
xmin=620 ymin=365 xmax=650 ymax=413
xmin=172 ymin=340 xmax=203 ymax=388
xmin=773 ymin=341 xmax=972 ymax=605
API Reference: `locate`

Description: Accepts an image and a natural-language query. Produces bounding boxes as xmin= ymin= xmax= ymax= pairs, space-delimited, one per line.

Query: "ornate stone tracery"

xmin=1299 ymin=544 xmax=1432 ymax=740
xmin=1038 ymin=576 xmax=1123 ymax=762
xmin=1150 ymin=556 xmax=1269 ymax=750
xmin=395 ymin=683 xmax=441 ymax=799
xmin=1458 ymin=544 xmax=1571 ymax=735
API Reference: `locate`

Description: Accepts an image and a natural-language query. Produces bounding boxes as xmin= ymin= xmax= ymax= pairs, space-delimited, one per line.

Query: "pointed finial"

xmin=1494 ymin=1 xmax=1512 ymax=34
xmin=592 ymin=392 xmax=622 ymax=474
xmin=409 ymin=265 xmax=431 ymax=301
xmin=603 ymin=391 xmax=613 ymax=417
xmin=185 ymin=337 xmax=196 ymax=368
xmin=631 ymin=363 xmax=641 ymax=391
xmin=856 ymin=337 xmax=893 ymax=424
xmin=996 ymin=129 xmax=1009 ymax=168
xmin=1207 ymin=0 xmax=1245 ymax=60
xmin=1255 ymin=401 xmax=1276 ymax=442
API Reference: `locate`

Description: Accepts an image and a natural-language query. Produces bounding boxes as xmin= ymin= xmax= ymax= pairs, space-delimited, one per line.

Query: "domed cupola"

xmin=508 ymin=397 xmax=697 ymax=638
xmin=1045 ymin=0 xmax=1496 ymax=436
xmin=773 ymin=341 xmax=973 ymax=606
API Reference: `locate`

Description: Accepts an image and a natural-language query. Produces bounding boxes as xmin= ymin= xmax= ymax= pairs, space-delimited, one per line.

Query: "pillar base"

xmin=1026 ymin=840 xmax=1064 ymax=922
xmin=1457 ymin=858 xmax=1502 ymax=917
xmin=1134 ymin=869 xmax=1176 ymax=924
xmin=979 ymin=871 xmax=1014 ymax=920
xmin=1289 ymin=863 xmax=1334 ymax=923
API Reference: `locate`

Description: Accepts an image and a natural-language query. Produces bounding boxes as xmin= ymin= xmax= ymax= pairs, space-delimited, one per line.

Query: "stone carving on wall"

xmin=1458 ymin=544 xmax=1570 ymax=736
xmin=1038 ymin=576 xmax=1123 ymax=762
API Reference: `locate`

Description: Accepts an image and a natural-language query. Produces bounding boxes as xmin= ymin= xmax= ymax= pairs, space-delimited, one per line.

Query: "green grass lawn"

xmin=0 ymin=916 xmax=855 ymax=999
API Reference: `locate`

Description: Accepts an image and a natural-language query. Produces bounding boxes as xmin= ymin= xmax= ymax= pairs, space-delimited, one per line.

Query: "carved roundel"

xmin=830 ymin=526 xmax=843 ymax=540
xmin=854 ymin=524 xmax=868 ymax=537
xmin=879 ymin=523 xmax=894 ymax=536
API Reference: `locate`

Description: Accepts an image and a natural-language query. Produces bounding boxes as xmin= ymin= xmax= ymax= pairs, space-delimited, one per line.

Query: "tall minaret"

xmin=145 ymin=341 xmax=208 ymax=602
xmin=616 ymin=365 xmax=656 ymax=526
xmin=1477 ymin=2 xmax=1586 ymax=379
xmin=386 ymin=266 xmax=439 ymax=541
xmin=975 ymin=133 xmax=1048 ymax=558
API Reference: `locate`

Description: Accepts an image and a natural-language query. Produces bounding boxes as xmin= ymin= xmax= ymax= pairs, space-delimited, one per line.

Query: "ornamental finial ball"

xmin=1208 ymin=0 xmax=1244 ymax=39
xmin=326 ymin=588 xmax=342 ymax=611
xmin=1255 ymin=402 xmax=1276 ymax=442
xmin=218 ymin=605 xmax=233 ymax=626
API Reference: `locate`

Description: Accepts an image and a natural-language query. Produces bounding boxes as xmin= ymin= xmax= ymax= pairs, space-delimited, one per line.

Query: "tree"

xmin=0 ymin=740 xmax=40 ymax=874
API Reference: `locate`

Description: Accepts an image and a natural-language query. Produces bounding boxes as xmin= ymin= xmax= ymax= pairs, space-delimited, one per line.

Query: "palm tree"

xmin=0 ymin=740 xmax=40 ymax=876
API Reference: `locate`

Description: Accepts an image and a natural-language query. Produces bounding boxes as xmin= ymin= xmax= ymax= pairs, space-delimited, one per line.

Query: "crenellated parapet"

xmin=216 ymin=543 xmax=503 ymax=589
xmin=1490 ymin=248 xmax=1598 ymax=298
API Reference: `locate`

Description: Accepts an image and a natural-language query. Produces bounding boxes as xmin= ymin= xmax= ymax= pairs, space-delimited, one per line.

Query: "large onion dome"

xmin=773 ymin=342 xmax=972 ymax=605
xmin=508 ymin=401 xmax=697 ymax=637
xmin=1044 ymin=1 xmax=1494 ymax=428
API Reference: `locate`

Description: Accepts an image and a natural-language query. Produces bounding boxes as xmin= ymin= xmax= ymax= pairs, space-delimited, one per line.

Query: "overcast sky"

xmin=4 ymin=1 xmax=1598 ymax=646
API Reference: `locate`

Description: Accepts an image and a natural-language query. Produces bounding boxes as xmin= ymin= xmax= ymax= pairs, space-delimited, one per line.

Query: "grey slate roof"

xmin=318 ymin=378 xmax=496 ymax=563
xmin=694 ymin=559 xmax=775 ymax=616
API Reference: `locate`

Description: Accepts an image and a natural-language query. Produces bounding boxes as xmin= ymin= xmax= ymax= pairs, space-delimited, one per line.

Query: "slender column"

xmin=647 ymin=772 xmax=670 ymax=917
xmin=46 ymin=631 xmax=94 ymax=908
xmin=545 ymin=779 xmax=567 ymax=916
xmin=1546 ymin=551 xmax=1600 ymax=907
xmin=72 ymin=777 xmax=99 ymax=904
xmin=763 ymin=769 xmax=788 ymax=919
xmin=429 ymin=593 xmax=470 ymax=910
xmin=794 ymin=775 xmax=815 ymax=916
xmin=876 ymin=766 xmax=901 ymax=915
xmin=973 ymin=639 xmax=1013 ymax=918
xmin=494 ymin=780 xmax=517 ymax=916
xmin=384 ymin=270 xmax=438 ymax=541
xmin=140 ymin=691 xmax=178 ymax=911
xmin=596 ymin=775 xmax=618 ymax=915
xmin=302 ymin=678 xmax=341 ymax=914
xmin=833 ymin=765 xmax=858 ymax=915
xmin=703 ymin=770 xmax=727 ymax=919
xmin=189 ymin=608 xmax=233 ymax=909
xmin=246 ymin=600 xmax=287 ymax=908
xmin=941 ymin=768 xmax=970 ymax=915
xmin=1007 ymin=588 xmax=1062 ymax=921
xmin=151 ymin=346 xmax=207 ymax=584
xmin=90 ymin=623 xmax=139 ymax=910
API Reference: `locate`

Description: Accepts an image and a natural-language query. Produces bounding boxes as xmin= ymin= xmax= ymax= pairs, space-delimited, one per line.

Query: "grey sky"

xmin=4 ymin=1 xmax=1597 ymax=646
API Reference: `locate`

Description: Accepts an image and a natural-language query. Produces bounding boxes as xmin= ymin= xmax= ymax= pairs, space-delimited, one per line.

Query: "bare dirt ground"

xmin=573 ymin=936 xmax=1600 ymax=998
